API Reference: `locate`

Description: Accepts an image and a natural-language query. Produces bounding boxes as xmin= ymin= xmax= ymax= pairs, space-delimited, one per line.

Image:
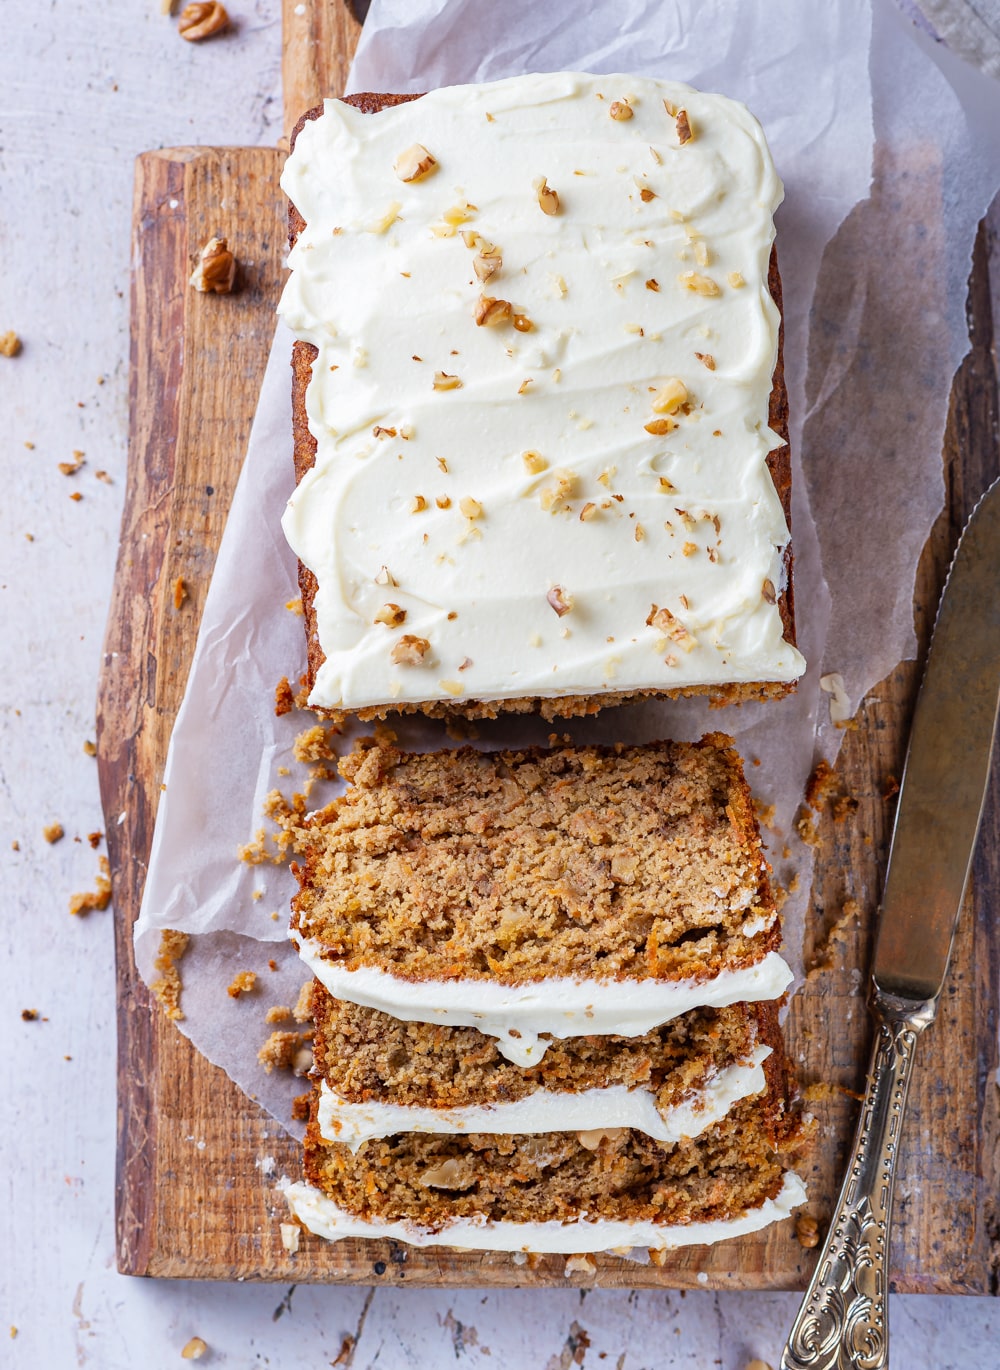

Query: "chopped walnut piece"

xmin=43 ymin=823 xmax=64 ymax=844
xmin=0 ymin=331 xmax=22 ymax=357
xmin=579 ymin=502 xmax=597 ymax=522
xmin=658 ymin=476 xmax=676 ymax=492
xmin=433 ymin=371 xmax=462 ymax=391
xmin=513 ymin=313 xmax=533 ymax=333
xmin=368 ymin=202 xmax=401 ymax=235
xmin=678 ymin=271 xmax=720 ymax=297
xmin=172 ymin=576 xmax=188 ymax=609
xmin=180 ymin=1337 xmax=209 ymax=1361
xmin=439 ymin=679 xmax=464 ymax=697
xmin=644 ymin=418 xmax=675 ymax=436
xmin=189 ymin=235 xmax=236 ymax=294
xmin=374 ymin=602 xmax=407 ymax=627
xmin=372 ymin=425 xmax=397 ymax=439
xmin=391 ymin=634 xmax=431 ymax=666
xmin=393 ymin=143 xmax=438 ymax=183
xmin=645 ymin=278 xmax=660 ymax=292
xmin=150 ymin=929 xmax=190 ymax=1021
xmin=539 ymin=469 xmax=576 ymax=510
xmin=374 ymin=565 xmax=397 ymax=587
xmin=473 ymin=245 xmax=503 ymax=282
xmin=517 ymin=378 xmax=534 ymax=395
xmin=795 ymin=1214 xmax=821 ymax=1249
xmin=609 ymin=100 xmax=633 ymax=121
xmin=279 ymin=1222 xmax=301 ymax=1254
xmin=675 ymin=109 xmax=693 ymax=144
xmin=563 ymin=1254 xmax=597 ymax=1277
xmin=646 ymin=603 xmax=697 ymax=651
xmin=178 ymin=2 xmax=228 ymax=39
xmin=410 ymin=494 xmax=427 ymax=513
xmin=762 ymin=578 xmax=777 ymax=605
xmin=651 ymin=378 xmax=688 ymax=414
xmin=83 ymin=739 xmax=98 ymax=757
xmin=58 ymin=453 xmax=85 ymax=475
xmin=436 ymin=495 xmax=452 ymax=509
xmin=522 ymin=450 xmax=547 ymax=474
xmin=695 ymin=351 xmax=716 ymax=370
xmin=577 ymin=1127 xmax=626 ymax=1150
xmin=227 ymin=970 xmax=257 ymax=998
xmin=639 ymin=186 xmax=656 ymax=203
xmin=458 ymin=656 xmax=473 ymax=671
xmin=547 ymin=585 xmax=573 ymax=617
xmin=694 ymin=240 xmax=710 ymax=267
xmin=535 ymin=177 xmax=560 ymax=215
xmin=459 ymin=496 xmax=482 ymax=519
xmin=475 ymin=295 xmax=513 ymax=327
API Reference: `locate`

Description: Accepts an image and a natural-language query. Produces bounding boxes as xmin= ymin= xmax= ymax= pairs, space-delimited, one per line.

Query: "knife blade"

xmin=874 ymin=475 xmax=1000 ymax=1002
xmin=781 ymin=475 xmax=1000 ymax=1370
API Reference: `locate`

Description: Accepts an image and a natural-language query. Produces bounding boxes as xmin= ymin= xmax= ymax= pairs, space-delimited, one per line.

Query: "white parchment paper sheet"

xmin=134 ymin=0 xmax=1000 ymax=1134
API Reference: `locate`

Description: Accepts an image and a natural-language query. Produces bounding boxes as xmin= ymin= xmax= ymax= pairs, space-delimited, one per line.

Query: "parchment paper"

xmin=134 ymin=0 xmax=1000 ymax=1135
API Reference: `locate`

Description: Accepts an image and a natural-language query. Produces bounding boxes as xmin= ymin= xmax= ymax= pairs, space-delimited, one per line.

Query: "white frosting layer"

xmin=293 ymin=930 xmax=792 ymax=1066
xmin=279 ymin=72 xmax=805 ymax=711
xmin=317 ymin=1046 xmax=771 ymax=1151
xmin=283 ymin=1171 xmax=807 ymax=1254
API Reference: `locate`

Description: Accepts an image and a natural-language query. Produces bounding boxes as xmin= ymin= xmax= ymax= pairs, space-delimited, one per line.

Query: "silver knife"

xmin=780 ymin=475 xmax=1000 ymax=1370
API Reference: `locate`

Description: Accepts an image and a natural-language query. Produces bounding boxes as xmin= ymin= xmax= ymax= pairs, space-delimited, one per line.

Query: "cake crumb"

xmin=83 ymin=739 xmax=97 ymax=756
xmin=806 ymin=898 xmax=860 ymax=977
xmin=10 ymin=840 xmax=19 ymax=851
xmin=180 ymin=1336 xmax=208 ymax=1360
xmin=257 ymin=1030 xmax=311 ymax=1074
xmin=0 ymin=331 xmax=21 ymax=357
xmin=43 ymin=822 xmax=65 ymax=844
xmin=563 ymin=1253 xmax=597 ymax=1278
xmin=265 ymin=1005 xmax=292 ymax=1024
xmin=172 ymin=577 xmax=189 ymax=610
xmin=95 ymin=469 xmax=113 ymax=484
xmin=268 ymin=958 xmax=278 ymax=971
xmin=20 ymin=1009 xmax=38 ymax=1021
xmin=59 ymin=452 xmax=85 ymax=475
xmin=69 ymin=855 xmax=112 ymax=915
xmin=151 ymin=929 xmax=190 ymax=1021
xmin=291 ymin=1092 xmax=311 ymax=1122
xmin=795 ymin=808 xmax=819 ymax=847
xmin=285 ymin=597 xmax=304 ymax=616
xmin=293 ymin=981 xmax=314 ymax=1023
xmin=87 ymin=830 xmax=102 ymax=848
xmin=293 ymin=724 xmax=339 ymax=767
xmin=332 ymin=1335 xmax=354 ymax=1365
xmin=275 ymin=676 xmax=295 ymax=716
xmin=227 ymin=970 xmax=257 ymax=998
xmin=279 ymin=1222 xmax=301 ymax=1254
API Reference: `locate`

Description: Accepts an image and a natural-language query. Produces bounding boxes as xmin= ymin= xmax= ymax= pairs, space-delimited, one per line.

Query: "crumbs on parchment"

xmin=150 ymin=929 xmax=190 ymax=1021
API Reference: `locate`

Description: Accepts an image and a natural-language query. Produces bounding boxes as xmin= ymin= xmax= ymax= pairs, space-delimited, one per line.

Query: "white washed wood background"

xmin=0 ymin=2 xmax=997 ymax=1365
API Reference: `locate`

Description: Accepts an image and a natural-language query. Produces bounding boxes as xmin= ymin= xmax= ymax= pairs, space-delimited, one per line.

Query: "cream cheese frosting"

xmin=283 ymin=1170 xmax=807 ymax=1253
xmin=279 ymin=71 xmax=805 ymax=711
xmin=317 ymin=1046 xmax=771 ymax=1151
xmin=292 ymin=930 xmax=793 ymax=1066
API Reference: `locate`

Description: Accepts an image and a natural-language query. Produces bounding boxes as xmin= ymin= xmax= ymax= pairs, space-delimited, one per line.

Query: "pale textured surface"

xmin=0 ymin=1 xmax=997 ymax=1365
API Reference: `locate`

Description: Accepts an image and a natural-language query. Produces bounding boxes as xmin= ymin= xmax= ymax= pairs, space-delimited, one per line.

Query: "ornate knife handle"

xmin=780 ymin=995 xmax=936 ymax=1370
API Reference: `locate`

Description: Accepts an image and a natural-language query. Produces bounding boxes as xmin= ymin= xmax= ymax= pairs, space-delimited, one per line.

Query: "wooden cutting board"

xmin=96 ymin=0 xmax=1000 ymax=1289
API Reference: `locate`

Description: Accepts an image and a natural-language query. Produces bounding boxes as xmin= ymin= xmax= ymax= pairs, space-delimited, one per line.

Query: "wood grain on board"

xmin=96 ymin=0 xmax=999 ymax=1288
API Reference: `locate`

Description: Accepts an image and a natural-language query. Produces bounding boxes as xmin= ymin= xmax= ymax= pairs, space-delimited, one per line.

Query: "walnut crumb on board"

xmin=180 ymin=1336 xmax=209 ymax=1360
xmin=178 ymin=2 xmax=228 ymax=41
xmin=227 ymin=970 xmax=257 ymax=998
xmin=83 ymin=739 xmax=97 ymax=756
xmin=150 ymin=929 xmax=190 ymax=1021
xmin=172 ymin=576 xmax=189 ymax=610
xmin=43 ymin=822 xmax=65 ymax=844
xmin=21 ymin=1009 xmax=38 ymax=1021
xmin=189 ymin=235 xmax=236 ymax=293
xmin=0 ymin=331 xmax=22 ymax=357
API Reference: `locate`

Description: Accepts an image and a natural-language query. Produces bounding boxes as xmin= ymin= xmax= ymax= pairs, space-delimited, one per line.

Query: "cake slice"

xmin=311 ymin=983 xmax=779 ymax=1151
xmin=290 ymin=735 xmax=792 ymax=1066
xmin=279 ymin=73 xmax=805 ymax=723
xmin=284 ymin=1043 xmax=808 ymax=1254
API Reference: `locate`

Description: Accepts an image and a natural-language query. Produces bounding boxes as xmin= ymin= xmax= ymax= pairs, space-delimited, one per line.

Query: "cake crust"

xmin=286 ymin=95 xmax=797 ymax=724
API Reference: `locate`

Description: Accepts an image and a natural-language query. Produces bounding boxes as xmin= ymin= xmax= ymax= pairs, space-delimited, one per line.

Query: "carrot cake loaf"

xmin=310 ymin=983 xmax=777 ymax=1151
xmin=279 ymin=73 xmax=805 ymax=723
xmin=290 ymin=735 xmax=792 ymax=1066
xmin=284 ymin=1042 xmax=808 ymax=1253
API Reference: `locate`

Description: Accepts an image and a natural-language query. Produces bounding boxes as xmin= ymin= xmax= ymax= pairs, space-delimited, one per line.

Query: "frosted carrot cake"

xmin=279 ymin=73 xmax=805 ymax=723
xmin=290 ymin=735 xmax=792 ymax=1067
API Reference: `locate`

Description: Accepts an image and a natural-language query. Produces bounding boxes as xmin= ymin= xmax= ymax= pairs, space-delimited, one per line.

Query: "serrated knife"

xmin=780 ymin=475 xmax=1000 ymax=1370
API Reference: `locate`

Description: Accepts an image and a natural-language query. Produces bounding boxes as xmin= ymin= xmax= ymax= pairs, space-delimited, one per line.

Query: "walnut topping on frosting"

xmin=459 ymin=496 xmax=483 ymax=519
xmin=762 ymin=578 xmax=777 ymax=605
xmin=374 ymin=565 xmax=397 ymax=587
xmin=647 ymin=603 xmax=697 ymax=651
xmin=433 ymin=371 xmax=462 ymax=390
xmin=391 ymin=635 xmax=431 ymax=666
xmin=579 ymin=502 xmax=597 ymax=522
xmin=675 ymin=109 xmax=693 ymax=144
xmin=534 ymin=177 xmax=560 ymax=215
xmin=547 ymin=585 xmax=573 ymax=617
xmin=475 ymin=295 xmax=513 ymax=327
xmin=651 ymin=378 xmax=688 ymax=414
xmin=522 ymin=450 xmax=547 ymax=474
xmin=678 ymin=271 xmax=720 ymax=297
xmin=645 ymin=278 xmax=660 ymax=292
xmin=695 ymin=351 xmax=716 ymax=370
xmin=374 ymin=603 xmax=407 ymax=627
xmin=728 ymin=270 xmax=746 ymax=288
xmin=410 ymin=494 xmax=427 ymax=513
xmin=539 ymin=469 xmax=576 ymax=510
xmin=609 ymin=100 xmax=633 ymax=121
xmin=473 ymin=244 xmax=503 ymax=282
xmin=394 ymin=143 xmax=438 ymax=183
xmin=644 ymin=418 xmax=675 ymax=436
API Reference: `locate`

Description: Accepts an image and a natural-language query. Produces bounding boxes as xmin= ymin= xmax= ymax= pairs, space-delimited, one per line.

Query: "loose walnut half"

xmin=189 ymin=235 xmax=236 ymax=294
xmin=535 ymin=176 xmax=560 ymax=215
xmin=394 ymin=143 xmax=437 ymax=183
xmin=178 ymin=2 xmax=228 ymax=41
xmin=391 ymin=635 xmax=430 ymax=666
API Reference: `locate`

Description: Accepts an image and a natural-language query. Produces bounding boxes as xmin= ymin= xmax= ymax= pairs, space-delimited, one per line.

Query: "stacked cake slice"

xmin=283 ymin=737 xmax=807 ymax=1253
